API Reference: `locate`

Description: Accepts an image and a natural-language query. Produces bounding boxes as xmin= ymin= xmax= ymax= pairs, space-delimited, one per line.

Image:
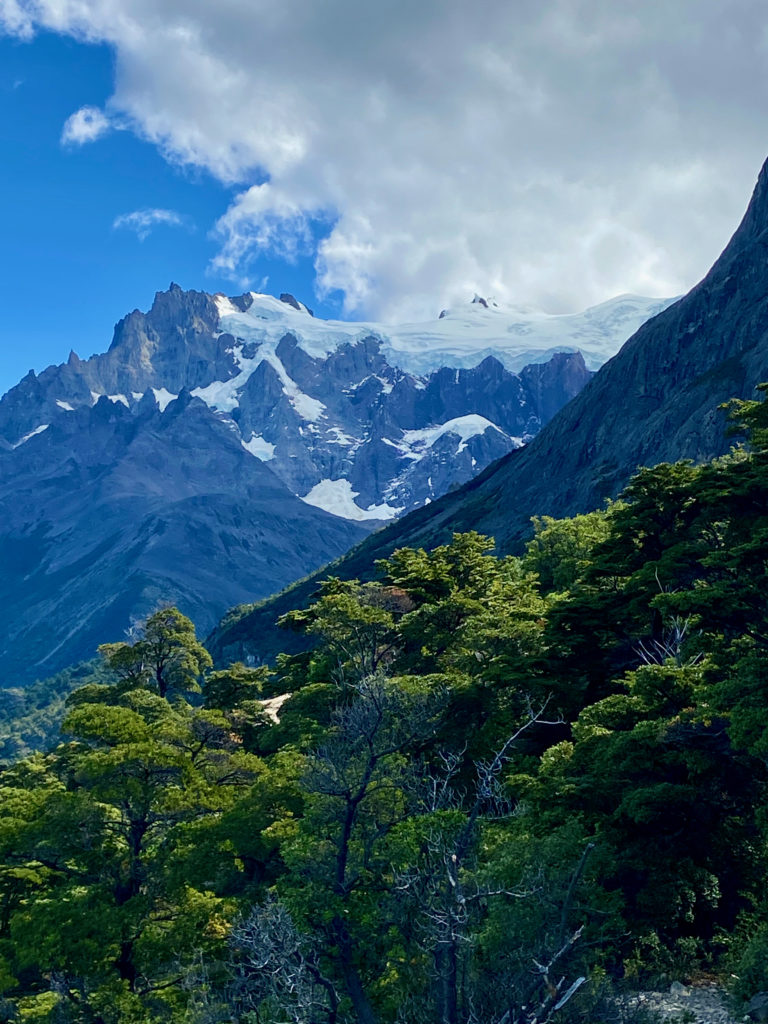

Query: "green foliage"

xmin=0 ymin=660 xmax=116 ymax=762
xmin=722 ymin=381 xmax=768 ymax=451
xmin=728 ymin=918 xmax=768 ymax=999
xmin=8 ymin=388 xmax=768 ymax=1018
xmin=203 ymin=662 xmax=268 ymax=710
xmin=524 ymin=507 xmax=614 ymax=593
xmin=99 ymin=606 xmax=212 ymax=698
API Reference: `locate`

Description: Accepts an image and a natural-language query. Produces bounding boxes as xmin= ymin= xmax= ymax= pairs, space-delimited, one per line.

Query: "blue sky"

xmin=3 ymin=2 xmax=768 ymax=401
xmin=0 ymin=30 xmax=336 ymax=398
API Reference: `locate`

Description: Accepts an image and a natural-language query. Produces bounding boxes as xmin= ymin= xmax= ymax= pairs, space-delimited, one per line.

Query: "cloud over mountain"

xmin=5 ymin=1 xmax=768 ymax=318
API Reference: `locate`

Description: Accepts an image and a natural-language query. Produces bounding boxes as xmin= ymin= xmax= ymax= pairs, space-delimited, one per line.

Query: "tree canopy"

xmin=3 ymin=388 xmax=768 ymax=1020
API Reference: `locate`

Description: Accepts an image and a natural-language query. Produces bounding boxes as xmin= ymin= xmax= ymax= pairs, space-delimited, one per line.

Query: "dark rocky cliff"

xmin=347 ymin=156 xmax=768 ymax=553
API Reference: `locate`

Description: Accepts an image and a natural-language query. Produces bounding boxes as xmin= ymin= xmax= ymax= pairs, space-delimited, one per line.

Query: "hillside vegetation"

xmin=2 ymin=392 xmax=768 ymax=1022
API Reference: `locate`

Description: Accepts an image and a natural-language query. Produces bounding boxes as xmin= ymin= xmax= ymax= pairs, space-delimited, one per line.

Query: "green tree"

xmin=0 ymin=683 xmax=272 ymax=1021
xmin=99 ymin=607 xmax=212 ymax=698
xmin=523 ymin=507 xmax=614 ymax=594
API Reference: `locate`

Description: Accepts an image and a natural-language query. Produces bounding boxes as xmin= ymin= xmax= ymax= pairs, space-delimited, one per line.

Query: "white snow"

xmin=151 ymin=387 xmax=178 ymax=412
xmin=403 ymin=414 xmax=501 ymax=448
xmin=326 ymin=427 xmax=358 ymax=447
xmin=382 ymin=436 xmax=421 ymax=460
xmin=107 ymin=394 xmax=129 ymax=407
xmin=400 ymin=414 xmax=508 ymax=455
xmin=259 ymin=349 xmax=326 ymax=421
xmin=132 ymin=392 xmax=143 ymax=401
xmin=214 ymin=291 xmax=675 ymax=377
xmin=300 ymin=479 xmax=403 ymax=521
xmin=13 ymin=423 xmax=49 ymax=447
xmin=192 ymin=377 xmax=242 ymax=412
xmin=56 ymin=400 xmax=74 ymax=411
xmin=287 ymin=384 xmax=325 ymax=421
xmin=192 ymin=314 xmax=326 ymax=423
xmin=242 ymin=435 xmax=276 ymax=461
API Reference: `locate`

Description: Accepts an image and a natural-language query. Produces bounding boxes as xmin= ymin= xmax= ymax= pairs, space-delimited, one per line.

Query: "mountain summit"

xmin=0 ymin=287 xmax=665 ymax=683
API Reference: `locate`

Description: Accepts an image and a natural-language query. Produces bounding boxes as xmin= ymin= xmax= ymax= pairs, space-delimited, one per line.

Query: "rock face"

xmin=208 ymin=156 xmax=768 ymax=668
xmin=0 ymin=284 xmax=663 ymax=682
xmin=377 ymin=157 xmax=768 ymax=556
xmin=0 ymin=392 xmax=372 ymax=685
xmin=615 ymin=985 xmax=737 ymax=1024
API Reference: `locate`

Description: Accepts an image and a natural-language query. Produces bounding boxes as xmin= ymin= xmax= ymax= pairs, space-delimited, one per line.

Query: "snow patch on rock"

xmin=242 ymin=435 xmax=276 ymax=461
xmin=301 ymin=479 xmax=402 ymax=521
xmin=401 ymin=415 xmax=514 ymax=455
xmin=152 ymin=387 xmax=178 ymax=412
xmin=13 ymin=423 xmax=49 ymax=447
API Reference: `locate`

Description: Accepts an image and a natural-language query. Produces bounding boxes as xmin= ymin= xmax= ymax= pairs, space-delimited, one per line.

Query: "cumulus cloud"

xmin=113 ymin=208 xmax=188 ymax=241
xmin=6 ymin=0 xmax=768 ymax=316
xmin=60 ymin=105 xmax=111 ymax=145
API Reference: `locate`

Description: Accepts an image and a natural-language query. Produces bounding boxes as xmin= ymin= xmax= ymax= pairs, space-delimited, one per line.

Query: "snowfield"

xmin=214 ymin=292 xmax=675 ymax=376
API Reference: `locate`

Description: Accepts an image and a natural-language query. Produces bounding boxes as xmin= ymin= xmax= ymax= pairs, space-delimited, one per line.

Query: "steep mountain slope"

xmin=389 ymin=158 xmax=768 ymax=552
xmin=209 ymin=156 xmax=768 ymax=667
xmin=0 ymin=392 xmax=371 ymax=684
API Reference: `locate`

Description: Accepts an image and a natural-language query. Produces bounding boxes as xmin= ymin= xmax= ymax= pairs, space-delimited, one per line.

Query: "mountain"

xmin=0 ymin=288 xmax=665 ymax=684
xmin=208 ymin=156 xmax=768 ymax=668
xmin=0 ymin=289 xmax=670 ymax=521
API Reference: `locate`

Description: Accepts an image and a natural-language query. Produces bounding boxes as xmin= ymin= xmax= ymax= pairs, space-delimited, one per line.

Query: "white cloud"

xmin=60 ymin=105 xmax=111 ymax=145
xmin=7 ymin=1 xmax=768 ymax=316
xmin=113 ymin=208 xmax=188 ymax=241
xmin=0 ymin=0 xmax=34 ymax=38
xmin=210 ymin=184 xmax=321 ymax=274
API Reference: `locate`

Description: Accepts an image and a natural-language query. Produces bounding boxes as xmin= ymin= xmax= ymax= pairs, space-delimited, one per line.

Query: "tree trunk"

xmin=115 ymin=939 xmax=138 ymax=990
xmin=333 ymin=917 xmax=378 ymax=1024
xmin=435 ymin=943 xmax=459 ymax=1024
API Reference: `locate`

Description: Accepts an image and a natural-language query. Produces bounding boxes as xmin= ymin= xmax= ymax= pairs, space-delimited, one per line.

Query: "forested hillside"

xmin=3 ymin=391 xmax=768 ymax=1023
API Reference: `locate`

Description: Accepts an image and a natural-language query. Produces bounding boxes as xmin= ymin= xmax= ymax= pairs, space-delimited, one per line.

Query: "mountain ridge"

xmin=0 ymin=288 xmax=668 ymax=520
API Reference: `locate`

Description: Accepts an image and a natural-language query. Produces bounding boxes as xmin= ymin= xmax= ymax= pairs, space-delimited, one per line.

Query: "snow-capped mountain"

xmin=0 ymin=287 xmax=672 ymax=523
xmin=218 ymin=153 xmax=768 ymax=680
xmin=0 ymin=284 xmax=670 ymax=683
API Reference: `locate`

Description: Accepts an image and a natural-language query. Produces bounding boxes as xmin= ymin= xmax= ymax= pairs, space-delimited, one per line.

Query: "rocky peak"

xmin=2 ymin=282 xmax=671 ymax=520
xmin=279 ymin=292 xmax=313 ymax=316
xmin=718 ymin=155 xmax=768 ymax=263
